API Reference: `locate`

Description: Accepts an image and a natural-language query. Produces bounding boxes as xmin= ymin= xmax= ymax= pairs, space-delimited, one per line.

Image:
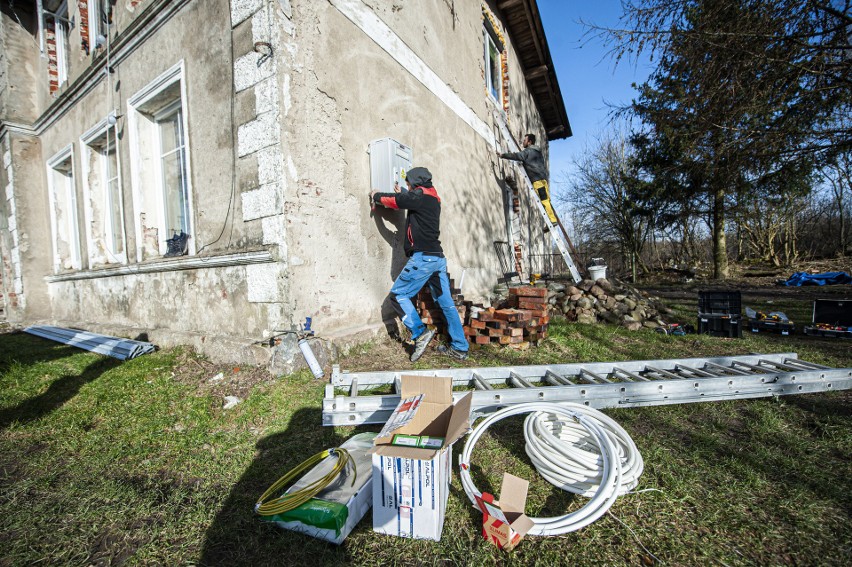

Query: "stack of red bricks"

xmin=513 ymin=243 xmax=524 ymax=274
xmin=415 ymin=283 xmax=550 ymax=351
xmin=414 ymin=279 xmax=467 ymax=329
xmin=463 ymin=286 xmax=550 ymax=350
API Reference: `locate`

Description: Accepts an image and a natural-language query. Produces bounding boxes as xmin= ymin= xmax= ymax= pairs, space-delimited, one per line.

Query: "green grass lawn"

xmin=1 ymin=305 xmax=850 ymax=565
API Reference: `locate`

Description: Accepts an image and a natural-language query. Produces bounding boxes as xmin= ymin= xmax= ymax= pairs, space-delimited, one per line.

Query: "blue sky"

xmin=537 ymin=0 xmax=654 ymax=181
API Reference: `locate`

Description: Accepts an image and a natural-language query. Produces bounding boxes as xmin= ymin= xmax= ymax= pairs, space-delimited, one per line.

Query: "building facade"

xmin=0 ymin=0 xmax=570 ymax=370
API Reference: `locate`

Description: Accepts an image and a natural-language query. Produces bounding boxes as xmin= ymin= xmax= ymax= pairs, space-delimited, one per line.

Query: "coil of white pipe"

xmin=459 ymin=402 xmax=624 ymax=536
xmin=524 ymin=404 xmax=644 ymax=498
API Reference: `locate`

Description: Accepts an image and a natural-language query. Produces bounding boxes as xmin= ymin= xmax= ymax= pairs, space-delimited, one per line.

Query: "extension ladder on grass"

xmin=493 ymin=111 xmax=582 ymax=283
xmin=321 ymin=353 xmax=852 ymax=426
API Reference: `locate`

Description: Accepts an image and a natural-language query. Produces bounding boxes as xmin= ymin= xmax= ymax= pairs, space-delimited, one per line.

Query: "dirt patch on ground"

xmin=335 ymin=332 xmax=483 ymax=373
xmin=169 ymin=349 xmax=276 ymax=400
xmin=640 ymin=259 xmax=852 ymax=301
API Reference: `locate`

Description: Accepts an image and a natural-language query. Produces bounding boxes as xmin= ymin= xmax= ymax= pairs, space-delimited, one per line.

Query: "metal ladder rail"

xmin=322 ymin=354 xmax=852 ymax=426
xmin=492 ymin=112 xmax=582 ymax=282
xmin=329 ymin=353 xmax=805 ymax=389
xmin=323 ymin=365 xmax=852 ymax=426
xmin=492 ymin=126 xmax=526 ymax=281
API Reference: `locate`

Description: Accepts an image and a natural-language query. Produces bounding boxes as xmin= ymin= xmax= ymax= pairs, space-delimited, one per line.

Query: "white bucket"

xmin=588 ymin=265 xmax=607 ymax=281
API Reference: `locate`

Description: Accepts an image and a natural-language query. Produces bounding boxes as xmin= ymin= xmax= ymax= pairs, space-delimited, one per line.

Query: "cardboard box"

xmin=474 ymin=473 xmax=534 ymax=550
xmin=371 ymin=375 xmax=472 ymax=541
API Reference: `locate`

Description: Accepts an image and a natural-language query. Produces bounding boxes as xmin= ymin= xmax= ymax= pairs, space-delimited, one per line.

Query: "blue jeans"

xmin=390 ymin=252 xmax=469 ymax=352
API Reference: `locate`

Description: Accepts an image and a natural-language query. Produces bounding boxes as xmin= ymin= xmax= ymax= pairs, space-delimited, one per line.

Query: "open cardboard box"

xmin=371 ymin=375 xmax=472 ymax=540
xmin=475 ymin=473 xmax=534 ymax=550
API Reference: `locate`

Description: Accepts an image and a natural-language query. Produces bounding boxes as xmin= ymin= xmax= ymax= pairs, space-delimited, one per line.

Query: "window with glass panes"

xmin=156 ymin=102 xmax=190 ymax=239
xmin=484 ymin=30 xmax=502 ymax=103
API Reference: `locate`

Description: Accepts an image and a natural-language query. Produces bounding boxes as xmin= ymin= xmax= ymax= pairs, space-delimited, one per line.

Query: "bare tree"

xmin=557 ymin=127 xmax=654 ymax=281
xmin=820 ymin=151 xmax=852 ymax=255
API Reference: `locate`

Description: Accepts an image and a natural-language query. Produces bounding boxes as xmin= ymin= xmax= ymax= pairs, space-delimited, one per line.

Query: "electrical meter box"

xmin=369 ymin=138 xmax=413 ymax=194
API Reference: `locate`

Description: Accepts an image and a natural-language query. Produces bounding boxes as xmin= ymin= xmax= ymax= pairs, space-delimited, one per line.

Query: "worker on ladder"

xmin=497 ymin=133 xmax=558 ymax=229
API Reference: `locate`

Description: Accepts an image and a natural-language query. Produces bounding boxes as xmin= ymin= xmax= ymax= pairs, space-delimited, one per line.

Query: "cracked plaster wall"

xmin=0 ymin=135 xmax=26 ymax=319
xmin=0 ymin=135 xmax=51 ymax=322
xmin=2 ymin=0 xmax=291 ymax=363
xmin=3 ymin=0 xmax=554 ymax=365
xmin=282 ymin=0 xmax=550 ymax=341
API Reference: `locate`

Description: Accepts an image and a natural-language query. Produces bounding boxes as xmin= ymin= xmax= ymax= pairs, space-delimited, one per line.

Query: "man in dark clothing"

xmin=371 ymin=167 xmax=469 ymax=362
xmin=497 ymin=133 xmax=558 ymax=225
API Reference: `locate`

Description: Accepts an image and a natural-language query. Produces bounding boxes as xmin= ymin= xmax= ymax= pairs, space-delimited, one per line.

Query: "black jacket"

xmin=372 ymin=186 xmax=443 ymax=257
xmin=501 ymin=144 xmax=547 ymax=182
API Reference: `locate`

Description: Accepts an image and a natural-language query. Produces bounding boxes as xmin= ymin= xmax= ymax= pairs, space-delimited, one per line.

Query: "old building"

xmin=0 ymin=0 xmax=570 ymax=370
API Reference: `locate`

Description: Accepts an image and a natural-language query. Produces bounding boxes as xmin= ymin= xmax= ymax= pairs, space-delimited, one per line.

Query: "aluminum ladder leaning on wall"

xmin=321 ymin=352 xmax=852 ymax=426
xmin=493 ymin=110 xmax=582 ymax=283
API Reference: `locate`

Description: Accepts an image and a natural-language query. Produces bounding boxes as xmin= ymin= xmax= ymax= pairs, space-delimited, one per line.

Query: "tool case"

xmin=745 ymin=308 xmax=795 ymax=335
xmin=697 ymin=290 xmax=742 ymax=338
xmin=803 ymin=299 xmax=852 ymax=338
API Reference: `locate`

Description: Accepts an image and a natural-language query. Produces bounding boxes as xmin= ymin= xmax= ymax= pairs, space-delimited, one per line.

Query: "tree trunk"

xmin=712 ymin=187 xmax=729 ymax=279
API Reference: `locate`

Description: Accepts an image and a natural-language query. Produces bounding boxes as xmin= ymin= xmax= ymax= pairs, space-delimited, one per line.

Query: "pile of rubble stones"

xmin=494 ymin=278 xmax=674 ymax=331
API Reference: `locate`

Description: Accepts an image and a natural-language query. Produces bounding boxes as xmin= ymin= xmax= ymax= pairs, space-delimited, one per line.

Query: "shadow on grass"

xmin=0 ymin=331 xmax=80 ymax=375
xmin=658 ymin=396 xmax=851 ymax=512
xmin=783 ymin=390 xmax=852 ymax=419
xmin=199 ymin=408 xmax=375 ymax=566
xmin=0 ymin=354 xmax=121 ymax=429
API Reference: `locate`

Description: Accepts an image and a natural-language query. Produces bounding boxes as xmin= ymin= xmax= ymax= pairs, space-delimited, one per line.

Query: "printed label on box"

xmin=378 ymin=394 xmax=424 ymax=439
xmin=372 ymin=448 xmax=451 ymax=541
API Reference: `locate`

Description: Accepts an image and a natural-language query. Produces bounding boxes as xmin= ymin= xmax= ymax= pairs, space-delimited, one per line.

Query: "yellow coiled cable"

xmin=255 ymin=448 xmax=355 ymax=517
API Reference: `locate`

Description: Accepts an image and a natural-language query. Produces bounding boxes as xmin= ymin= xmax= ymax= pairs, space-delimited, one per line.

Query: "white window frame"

xmin=88 ymin=0 xmax=109 ymax=49
xmin=127 ymin=60 xmax=196 ymax=260
xmin=46 ymin=144 xmax=82 ymax=272
xmin=54 ymin=1 xmax=70 ymax=86
xmin=80 ymin=114 xmax=127 ymax=267
xmin=484 ymin=28 xmax=503 ymax=105
xmin=153 ymin=100 xmax=191 ymax=241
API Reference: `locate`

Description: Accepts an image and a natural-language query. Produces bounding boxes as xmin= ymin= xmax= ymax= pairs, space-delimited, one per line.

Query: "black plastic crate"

xmin=698 ymin=290 xmax=742 ymax=315
xmin=697 ymin=314 xmax=742 ymax=338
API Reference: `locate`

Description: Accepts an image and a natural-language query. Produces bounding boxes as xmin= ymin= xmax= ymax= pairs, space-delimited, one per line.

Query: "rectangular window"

xmin=88 ymin=0 xmax=110 ymax=48
xmin=54 ymin=2 xmax=70 ymax=86
xmin=127 ymin=62 xmax=195 ymax=260
xmin=156 ymin=102 xmax=190 ymax=239
xmin=484 ymin=30 xmax=502 ymax=103
xmin=46 ymin=146 xmax=82 ymax=272
xmin=82 ymin=117 xmax=126 ymax=266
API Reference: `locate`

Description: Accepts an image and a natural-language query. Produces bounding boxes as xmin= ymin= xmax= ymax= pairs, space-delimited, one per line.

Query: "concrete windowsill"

xmin=44 ymin=249 xmax=275 ymax=283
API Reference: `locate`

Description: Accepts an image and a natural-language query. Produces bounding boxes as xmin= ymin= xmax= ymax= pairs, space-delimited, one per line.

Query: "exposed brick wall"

xmin=79 ymin=1 xmax=90 ymax=54
xmin=501 ymin=51 xmax=510 ymax=118
xmin=46 ymin=18 xmax=59 ymax=95
xmin=127 ymin=0 xmax=145 ymax=10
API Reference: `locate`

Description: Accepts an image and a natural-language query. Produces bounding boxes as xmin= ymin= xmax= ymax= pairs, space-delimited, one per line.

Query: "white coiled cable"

xmin=459 ymin=402 xmax=623 ymax=535
xmin=524 ymin=404 xmax=644 ymax=497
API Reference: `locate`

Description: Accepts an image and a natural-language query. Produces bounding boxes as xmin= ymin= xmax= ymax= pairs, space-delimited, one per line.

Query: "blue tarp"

xmin=779 ymin=271 xmax=852 ymax=286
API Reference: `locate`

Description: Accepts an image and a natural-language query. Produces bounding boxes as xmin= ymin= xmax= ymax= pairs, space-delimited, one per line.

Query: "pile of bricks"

xmin=414 ymin=278 xmax=467 ymax=328
xmin=464 ymin=286 xmax=549 ymax=350
xmin=415 ymin=283 xmax=550 ymax=351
